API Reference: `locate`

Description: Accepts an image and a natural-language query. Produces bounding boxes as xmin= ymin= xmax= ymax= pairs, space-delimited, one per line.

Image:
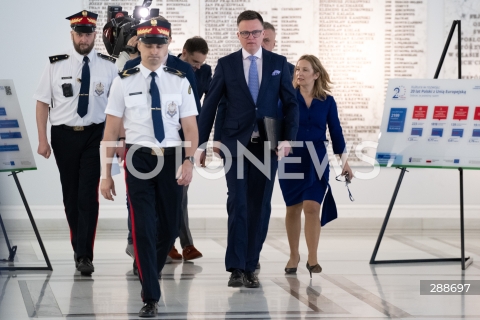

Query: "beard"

xmin=73 ymin=40 xmax=95 ymax=55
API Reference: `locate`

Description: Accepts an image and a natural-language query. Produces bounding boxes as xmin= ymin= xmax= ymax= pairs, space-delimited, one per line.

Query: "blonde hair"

xmin=293 ymin=55 xmax=332 ymax=101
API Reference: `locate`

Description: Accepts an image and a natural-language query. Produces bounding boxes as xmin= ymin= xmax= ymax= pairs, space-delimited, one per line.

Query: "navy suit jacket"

xmin=123 ymin=55 xmax=201 ymax=114
xmin=213 ymin=60 xmax=296 ymax=141
xmin=199 ymin=48 xmax=298 ymax=157
xmin=175 ymin=54 xmax=212 ymax=100
xmin=195 ymin=64 xmax=212 ymax=100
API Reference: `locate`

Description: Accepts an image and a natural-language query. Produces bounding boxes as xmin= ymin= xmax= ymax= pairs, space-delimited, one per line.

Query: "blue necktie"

xmin=248 ymin=55 xmax=259 ymax=133
xmin=150 ymin=72 xmax=165 ymax=143
xmin=77 ymin=56 xmax=90 ymax=117
xmin=248 ymin=55 xmax=259 ymax=103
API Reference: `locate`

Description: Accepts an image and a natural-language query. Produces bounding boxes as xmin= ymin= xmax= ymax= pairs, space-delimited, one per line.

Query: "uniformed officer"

xmin=34 ymin=10 xmax=118 ymax=275
xmin=100 ymin=18 xmax=198 ymax=318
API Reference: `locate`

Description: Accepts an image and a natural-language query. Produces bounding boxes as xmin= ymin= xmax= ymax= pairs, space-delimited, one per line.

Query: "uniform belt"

xmin=56 ymin=122 xmax=104 ymax=132
xmin=126 ymin=144 xmax=177 ymax=156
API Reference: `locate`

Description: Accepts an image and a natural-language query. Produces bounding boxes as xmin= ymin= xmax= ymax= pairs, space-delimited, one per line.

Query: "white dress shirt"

xmin=242 ymin=47 xmax=262 ymax=137
xmin=242 ymin=47 xmax=262 ymax=86
xmin=33 ymin=48 xmax=118 ymax=126
xmin=105 ymin=63 xmax=198 ymax=148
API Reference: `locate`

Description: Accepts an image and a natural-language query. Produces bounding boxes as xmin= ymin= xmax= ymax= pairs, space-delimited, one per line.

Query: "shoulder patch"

xmin=49 ymin=54 xmax=69 ymax=63
xmin=163 ymin=66 xmax=185 ymax=78
xmin=119 ymin=67 xmax=140 ymax=79
xmin=97 ymin=53 xmax=116 ymax=63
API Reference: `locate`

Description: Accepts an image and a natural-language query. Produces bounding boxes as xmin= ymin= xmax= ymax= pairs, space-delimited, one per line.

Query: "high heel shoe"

xmin=306 ymin=262 xmax=322 ymax=278
xmin=284 ymin=257 xmax=300 ymax=274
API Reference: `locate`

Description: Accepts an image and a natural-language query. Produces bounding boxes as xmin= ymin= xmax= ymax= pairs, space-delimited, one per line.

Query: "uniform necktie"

xmin=150 ymin=72 xmax=165 ymax=143
xmin=77 ymin=56 xmax=90 ymax=118
xmin=248 ymin=55 xmax=259 ymax=133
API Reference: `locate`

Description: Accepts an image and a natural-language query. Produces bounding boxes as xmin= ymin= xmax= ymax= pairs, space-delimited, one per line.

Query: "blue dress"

xmin=279 ymin=90 xmax=346 ymax=226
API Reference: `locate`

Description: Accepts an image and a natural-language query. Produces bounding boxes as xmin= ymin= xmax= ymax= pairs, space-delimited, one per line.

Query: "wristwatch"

xmin=184 ymin=156 xmax=195 ymax=164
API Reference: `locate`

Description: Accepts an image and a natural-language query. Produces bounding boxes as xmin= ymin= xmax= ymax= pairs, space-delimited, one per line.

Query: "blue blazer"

xmin=123 ymin=55 xmax=201 ymax=114
xmin=175 ymin=54 xmax=212 ymax=100
xmin=199 ymin=48 xmax=298 ymax=156
xmin=195 ymin=64 xmax=212 ymax=100
xmin=213 ymin=60 xmax=296 ymax=141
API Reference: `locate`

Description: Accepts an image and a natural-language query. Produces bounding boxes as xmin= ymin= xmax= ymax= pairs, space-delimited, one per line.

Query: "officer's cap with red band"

xmin=134 ymin=18 xmax=171 ymax=45
xmin=66 ymin=10 xmax=98 ymax=33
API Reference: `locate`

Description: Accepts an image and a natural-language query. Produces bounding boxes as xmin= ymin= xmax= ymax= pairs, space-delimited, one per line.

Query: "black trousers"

xmin=224 ymin=141 xmax=277 ymax=272
xmin=51 ymin=124 xmax=103 ymax=261
xmin=125 ymin=148 xmax=182 ymax=302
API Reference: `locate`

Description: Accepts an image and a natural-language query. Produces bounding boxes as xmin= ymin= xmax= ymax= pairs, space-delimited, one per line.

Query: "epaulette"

xmin=119 ymin=67 xmax=140 ymax=79
xmin=49 ymin=54 xmax=69 ymax=63
xmin=163 ymin=66 xmax=185 ymax=78
xmin=97 ymin=53 xmax=116 ymax=63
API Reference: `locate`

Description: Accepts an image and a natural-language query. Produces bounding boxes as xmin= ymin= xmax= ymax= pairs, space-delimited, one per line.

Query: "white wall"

xmin=0 ymin=0 xmax=479 ymax=224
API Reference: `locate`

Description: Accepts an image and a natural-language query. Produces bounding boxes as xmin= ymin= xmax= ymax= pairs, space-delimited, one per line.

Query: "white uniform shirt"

xmin=105 ymin=63 xmax=198 ymax=148
xmin=33 ymin=48 xmax=118 ymax=126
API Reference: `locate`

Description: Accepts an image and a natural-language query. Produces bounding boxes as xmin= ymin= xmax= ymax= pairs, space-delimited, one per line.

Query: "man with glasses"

xmin=195 ymin=10 xmax=298 ymax=288
xmin=211 ymin=22 xmax=295 ymax=270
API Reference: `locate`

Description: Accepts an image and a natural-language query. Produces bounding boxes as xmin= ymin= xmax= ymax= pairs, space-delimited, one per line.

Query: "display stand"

xmin=0 ymin=171 xmax=52 ymax=271
xmin=370 ymin=20 xmax=473 ymax=270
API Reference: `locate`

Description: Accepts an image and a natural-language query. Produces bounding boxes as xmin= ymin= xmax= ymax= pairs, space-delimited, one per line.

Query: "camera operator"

xmin=115 ymin=35 xmax=139 ymax=71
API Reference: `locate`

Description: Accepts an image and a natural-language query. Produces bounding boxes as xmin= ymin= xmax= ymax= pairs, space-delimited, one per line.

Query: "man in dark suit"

xmin=195 ymin=10 xmax=299 ymax=288
xmin=211 ymin=22 xmax=296 ymax=271
xmin=178 ymin=37 xmax=212 ymax=100
xmin=213 ymin=21 xmax=294 ymax=147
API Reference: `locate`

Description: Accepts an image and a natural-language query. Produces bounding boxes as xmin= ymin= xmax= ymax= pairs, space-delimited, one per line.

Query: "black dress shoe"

xmin=77 ymin=257 xmax=94 ymax=275
xmin=228 ymin=269 xmax=244 ymax=287
xmin=138 ymin=301 xmax=158 ymax=317
xmin=244 ymin=271 xmax=260 ymax=288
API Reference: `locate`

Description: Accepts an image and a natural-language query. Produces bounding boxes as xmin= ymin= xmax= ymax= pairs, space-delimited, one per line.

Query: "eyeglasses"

xmin=335 ymin=173 xmax=354 ymax=202
xmin=239 ymin=30 xmax=263 ymax=39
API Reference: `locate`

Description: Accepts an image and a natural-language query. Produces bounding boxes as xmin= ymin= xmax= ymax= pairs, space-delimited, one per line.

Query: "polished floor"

xmin=1 ymin=227 xmax=479 ymax=319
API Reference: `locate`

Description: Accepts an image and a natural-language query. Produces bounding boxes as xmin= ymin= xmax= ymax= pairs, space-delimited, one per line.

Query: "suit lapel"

xmin=257 ymin=48 xmax=271 ymax=104
xmin=230 ymin=50 xmax=255 ymax=106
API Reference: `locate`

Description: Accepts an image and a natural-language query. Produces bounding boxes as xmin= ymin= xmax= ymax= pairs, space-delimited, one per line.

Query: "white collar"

xmin=242 ymin=47 xmax=262 ymax=60
xmin=139 ymin=63 xmax=164 ymax=79
xmin=72 ymin=47 xmax=95 ymax=63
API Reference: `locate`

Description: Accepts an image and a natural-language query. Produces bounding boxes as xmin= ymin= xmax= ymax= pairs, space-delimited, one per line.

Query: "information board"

xmin=0 ymin=80 xmax=37 ymax=172
xmin=376 ymin=79 xmax=480 ymax=169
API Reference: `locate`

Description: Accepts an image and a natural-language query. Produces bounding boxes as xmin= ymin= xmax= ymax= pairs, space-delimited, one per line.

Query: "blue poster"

xmin=0 ymin=108 xmax=6 ymax=116
xmin=0 ymin=132 xmax=22 ymax=139
xmin=387 ymin=108 xmax=407 ymax=133
xmin=473 ymin=129 xmax=480 ymax=137
xmin=452 ymin=129 xmax=464 ymax=137
xmin=411 ymin=128 xmax=423 ymax=136
xmin=432 ymin=128 xmax=443 ymax=137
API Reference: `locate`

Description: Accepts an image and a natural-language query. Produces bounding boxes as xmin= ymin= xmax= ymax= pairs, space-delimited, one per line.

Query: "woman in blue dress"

xmin=279 ymin=55 xmax=353 ymax=277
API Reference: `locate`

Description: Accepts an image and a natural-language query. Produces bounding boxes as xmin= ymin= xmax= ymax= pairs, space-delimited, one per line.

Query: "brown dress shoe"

xmin=182 ymin=245 xmax=203 ymax=261
xmin=168 ymin=246 xmax=182 ymax=260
